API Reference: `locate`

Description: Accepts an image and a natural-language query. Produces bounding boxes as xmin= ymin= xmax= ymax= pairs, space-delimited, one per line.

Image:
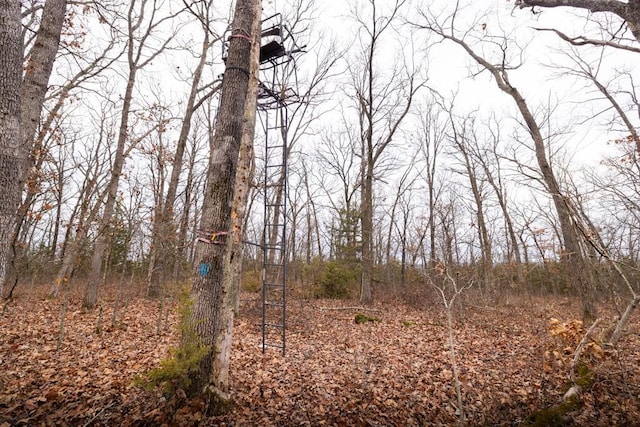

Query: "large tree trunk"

xmin=2 ymin=0 xmax=67 ymax=295
xmin=230 ymin=19 xmax=259 ymax=316
xmin=0 ymin=1 xmax=23 ymax=296
xmin=517 ymin=90 xmax=596 ymax=319
xmin=182 ymin=0 xmax=261 ymax=406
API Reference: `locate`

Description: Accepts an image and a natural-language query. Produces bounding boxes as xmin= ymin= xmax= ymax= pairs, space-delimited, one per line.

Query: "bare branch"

xmin=517 ymin=0 xmax=627 ymax=17
xmin=533 ymin=26 xmax=640 ymax=53
xmin=516 ymin=0 xmax=640 ymax=42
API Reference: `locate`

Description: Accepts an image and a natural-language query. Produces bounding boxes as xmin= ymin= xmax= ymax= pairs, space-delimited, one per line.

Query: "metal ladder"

xmin=260 ymin=98 xmax=288 ymax=354
xmin=256 ymin=12 xmax=304 ymax=355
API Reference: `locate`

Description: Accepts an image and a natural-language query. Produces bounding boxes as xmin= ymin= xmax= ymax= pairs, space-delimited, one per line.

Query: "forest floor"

xmin=0 ymin=283 xmax=639 ymax=426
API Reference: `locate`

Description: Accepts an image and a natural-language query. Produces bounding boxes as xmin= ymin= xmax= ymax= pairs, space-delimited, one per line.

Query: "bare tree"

xmin=392 ymin=178 xmax=417 ymax=288
xmin=12 ymin=38 xmax=120 ymax=269
xmin=426 ymin=263 xmax=473 ymax=424
xmin=258 ymin=1 xmax=341 ymax=270
xmin=175 ymin=123 xmax=208 ymax=270
xmin=449 ymin=111 xmax=524 ymax=281
xmin=300 ymin=157 xmax=323 ymax=263
xmin=1 ymin=0 xmax=69 ymax=297
xmin=446 ymin=108 xmax=494 ymax=288
xmin=83 ymin=0 xmax=182 ymax=309
xmin=20 ymin=0 xmax=67 ymax=185
xmin=349 ymin=0 xmax=424 ymax=304
xmin=586 ymin=138 xmax=640 ymax=345
xmin=416 ymin=101 xmax=447 ymax=268
xmin=473 ymin=115 xmax=523 ymax=271
xmin=550 ymin=46 xmax=640 ymax=155
xmin=382 ymin=156 xmax=417 ymax=285
xmin=316 ymin=123 xmax=362 ymax=262
xmin=415 ymin=4 xmax=599 ymax=320
xmin=146 ymin=0 xmax=222 ymax=298
xmin=51 ymin=99 xmax=117 ymax=297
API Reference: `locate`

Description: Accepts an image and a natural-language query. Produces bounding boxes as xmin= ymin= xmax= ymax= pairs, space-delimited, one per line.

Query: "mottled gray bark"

xmin=230 ymin=16 xmax=259 ymax=316
xmin=2 ymin=0 xmax=67 ymax=296
xmin=0 ymin=1 xmax=22 ymax=296
xmin=183 ymin=0 xmax=261 ymax=404
xmin=20 ymin=0 xmax=67 ymax=183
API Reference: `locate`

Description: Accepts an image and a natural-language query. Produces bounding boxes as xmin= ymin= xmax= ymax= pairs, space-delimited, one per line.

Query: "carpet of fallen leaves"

xmin=1 ymin=284 xmax=639 ymax=426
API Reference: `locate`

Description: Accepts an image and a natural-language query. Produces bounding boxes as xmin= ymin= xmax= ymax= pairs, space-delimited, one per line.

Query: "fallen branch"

xmin=468 ymin=305 xmax=502 ymax=312
xmin=83 ymin=403 xmax=116 ymax=427
xmin=570 ymin=318 xmax=600 ymax=384
xmin=315 ymin=305 xmax=383 ymax=312
xmin=609 ymin=295 xmax=640 ymax=346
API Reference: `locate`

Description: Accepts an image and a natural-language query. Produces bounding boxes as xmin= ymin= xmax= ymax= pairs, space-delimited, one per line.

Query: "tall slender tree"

xmin=349 ymin=0 xmax=423 ymax=304
xmin=146 ymin=0 xmax=221 ymax=298
xmin=416 ymin=102 xmax=447 ymax=267
xmin=83 ymin=1 xmax=181 ymax=308
xmin=447 ymin=110 xmax=493 ymax=287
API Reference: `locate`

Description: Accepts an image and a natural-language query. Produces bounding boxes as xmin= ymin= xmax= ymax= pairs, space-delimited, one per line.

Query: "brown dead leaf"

xmin=1 ymin=289 xmax=639 ymax=425
xmin=44 ymin=388 xmax=61 ymax=402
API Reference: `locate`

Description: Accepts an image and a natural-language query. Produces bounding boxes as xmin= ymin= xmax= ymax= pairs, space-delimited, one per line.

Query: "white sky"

xmin=32 ymin=0 xmax=640 ymax=259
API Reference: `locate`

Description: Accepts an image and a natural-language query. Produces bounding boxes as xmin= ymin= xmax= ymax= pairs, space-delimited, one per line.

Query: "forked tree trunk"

xmin=182 ymin=0 xmax=261 ymax=405
xmin=230 ymin=19 xmax=259 ymax=316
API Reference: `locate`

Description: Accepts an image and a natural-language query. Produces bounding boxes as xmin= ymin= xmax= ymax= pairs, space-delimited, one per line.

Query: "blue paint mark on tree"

xmin=199 ymin=262 xmax=210 ymax=277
